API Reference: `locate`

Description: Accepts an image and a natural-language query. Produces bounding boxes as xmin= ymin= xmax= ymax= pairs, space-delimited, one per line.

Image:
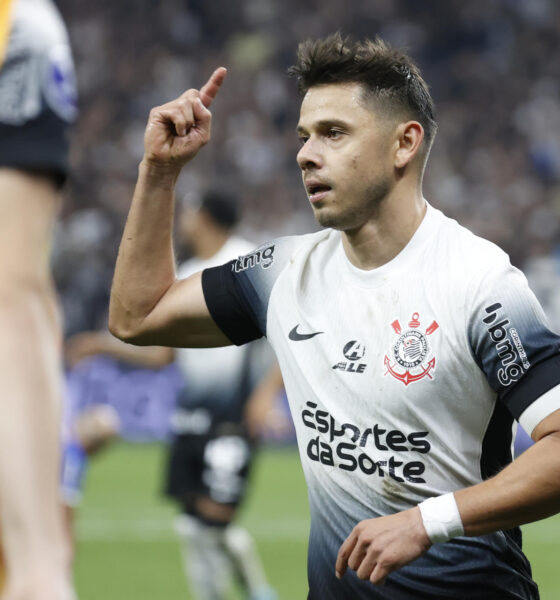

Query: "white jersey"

xmin=173 ymin=236 xmax=264 ymax=431
xmin=202 ymin=203 xmax=555 ymax=599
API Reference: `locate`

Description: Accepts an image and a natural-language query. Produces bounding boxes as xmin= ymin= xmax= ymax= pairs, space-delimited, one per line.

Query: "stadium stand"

xmin=53 ymin=0 xmax=560 ymax=336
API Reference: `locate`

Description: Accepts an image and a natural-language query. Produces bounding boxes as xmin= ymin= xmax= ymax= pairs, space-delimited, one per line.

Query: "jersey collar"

xmin=336 ymin=201 xmax=443 ymax=288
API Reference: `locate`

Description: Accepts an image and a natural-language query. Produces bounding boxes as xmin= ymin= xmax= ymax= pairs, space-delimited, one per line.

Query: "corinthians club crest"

xmin=384 ymin=313 xmax=439 ymax=386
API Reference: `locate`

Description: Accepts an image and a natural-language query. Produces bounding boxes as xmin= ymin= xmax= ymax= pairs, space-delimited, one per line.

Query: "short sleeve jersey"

xmin=202 ymin=203 xmax=558 ymax=599
xmin=0 ymin=0 xmax=77 ymax=183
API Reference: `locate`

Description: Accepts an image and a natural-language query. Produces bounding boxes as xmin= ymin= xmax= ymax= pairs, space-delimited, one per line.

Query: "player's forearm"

xmin=455 ymin=431 xmax=560 ymax=536
xmin=109 ymin=160 xmax=180 ymax=340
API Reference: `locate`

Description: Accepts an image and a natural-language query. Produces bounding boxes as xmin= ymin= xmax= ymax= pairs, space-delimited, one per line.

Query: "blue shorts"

xmin=60 ymin=440 xmax=88 ymax=506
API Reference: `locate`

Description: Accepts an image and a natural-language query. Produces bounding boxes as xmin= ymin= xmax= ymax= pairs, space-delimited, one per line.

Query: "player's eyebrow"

xmin=296 ymin=118 xmax=351 ymax=135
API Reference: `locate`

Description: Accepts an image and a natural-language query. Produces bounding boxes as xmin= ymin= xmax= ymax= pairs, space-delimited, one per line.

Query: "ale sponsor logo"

xmin=332 ymin=340 xmax=367 ymax=374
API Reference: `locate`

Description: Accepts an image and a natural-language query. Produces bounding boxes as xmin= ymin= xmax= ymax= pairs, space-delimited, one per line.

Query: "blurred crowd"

xmin=53 ymin=0 xmax=560 ymax=336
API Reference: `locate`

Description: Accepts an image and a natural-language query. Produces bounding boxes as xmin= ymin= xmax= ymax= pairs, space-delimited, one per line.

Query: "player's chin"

xmin=313 ymin=206 xmax=350 ymax=231
xmin=313 ymin=209 xmax=335 ymax=229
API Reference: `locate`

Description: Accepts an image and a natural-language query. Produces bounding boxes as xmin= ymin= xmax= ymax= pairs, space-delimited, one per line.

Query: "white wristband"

xmin=418 ymin=493 xmax=464 ymax=544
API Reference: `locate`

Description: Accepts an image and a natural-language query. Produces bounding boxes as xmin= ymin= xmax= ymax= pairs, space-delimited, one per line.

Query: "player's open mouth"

xmin=306 ymin=182 xmax=332 ymax=203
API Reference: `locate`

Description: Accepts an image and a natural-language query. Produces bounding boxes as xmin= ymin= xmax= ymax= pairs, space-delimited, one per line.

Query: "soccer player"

xmin=165 ymin=192 xmax=278 ymax=600
xmin=0 ymin=0 xmax=77 ymax=598
xmin=60 ymin=403 xmax=121 ymax=566
xmin=108 ymin=35 xmax=560 ymax=599
xmin=69 ymin=193 xmax=279 ymax=600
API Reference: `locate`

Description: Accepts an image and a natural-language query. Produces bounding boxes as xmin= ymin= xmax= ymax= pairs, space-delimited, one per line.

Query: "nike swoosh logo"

xmin=288 ymin=325 xmax=324 ymax=341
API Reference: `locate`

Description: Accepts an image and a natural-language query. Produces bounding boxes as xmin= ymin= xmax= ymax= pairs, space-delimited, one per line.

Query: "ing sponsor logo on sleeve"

xmin=482 ymin=302 xmax=530 ymax=386
xmin=232 ymin=244 xmax=275 ymax=273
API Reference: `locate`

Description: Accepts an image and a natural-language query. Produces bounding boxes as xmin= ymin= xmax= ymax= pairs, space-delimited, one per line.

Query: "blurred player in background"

xmin=109 ymin=35 xmax=560 ymax=600
xmin=165 ymin=191 xmax=279 ymax=600
xmin=67 ymin=191 xmax=280 ymax=600
xmin=60 ymin=403 xmax=120 ymax=568
xmin=0 ymin=0 xmax=77 ymax=598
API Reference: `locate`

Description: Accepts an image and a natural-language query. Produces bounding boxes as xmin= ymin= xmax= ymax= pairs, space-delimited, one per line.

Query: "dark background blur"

xmin=53 ymin=0 xmax=560 ymax=336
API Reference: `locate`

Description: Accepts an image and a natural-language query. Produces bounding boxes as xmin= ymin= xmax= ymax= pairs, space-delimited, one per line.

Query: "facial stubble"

xmin=313 ymin=174 xmax=392 ymax=231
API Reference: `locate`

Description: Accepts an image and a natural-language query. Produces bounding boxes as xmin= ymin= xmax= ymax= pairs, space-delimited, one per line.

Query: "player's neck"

xmin=341 ymin=189 xmax=426 ymax=271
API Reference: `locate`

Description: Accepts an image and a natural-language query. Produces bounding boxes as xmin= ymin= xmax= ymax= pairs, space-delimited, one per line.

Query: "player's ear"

xmin=394 ymin=121 xmax=424 ymax=169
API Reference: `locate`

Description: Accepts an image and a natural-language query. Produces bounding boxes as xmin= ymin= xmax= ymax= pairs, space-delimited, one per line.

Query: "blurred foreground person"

xmin=110 ymin=35 xmax=560 ymax=599
xmin=69 ymin=192 xmax=279 ymax=600
xmin=0 ymin=0 xmax=77 ymax=598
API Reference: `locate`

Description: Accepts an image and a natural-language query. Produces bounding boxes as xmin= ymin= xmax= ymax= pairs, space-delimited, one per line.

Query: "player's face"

xmin=296 ymin=82 xmax=395 ymax=231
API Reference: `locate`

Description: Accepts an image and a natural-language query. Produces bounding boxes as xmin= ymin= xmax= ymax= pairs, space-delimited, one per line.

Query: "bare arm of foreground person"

xmin=65 ymin=330 xmax=174 ymax=369
xmin=0 ymin=170 xmax=73 ymax=600
xmin=109 ymin=68 xmax=231 ymax=349
xmin=335 ymin=406 xmax=560 ymax=585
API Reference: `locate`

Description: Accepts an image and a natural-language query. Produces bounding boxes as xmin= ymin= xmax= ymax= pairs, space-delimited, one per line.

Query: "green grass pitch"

xmin=74 ymin=443 xmax=560 ymax=599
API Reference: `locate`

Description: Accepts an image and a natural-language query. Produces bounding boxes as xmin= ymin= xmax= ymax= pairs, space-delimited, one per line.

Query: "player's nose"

xmin=297 ymin=139 xmax=323 ymax=171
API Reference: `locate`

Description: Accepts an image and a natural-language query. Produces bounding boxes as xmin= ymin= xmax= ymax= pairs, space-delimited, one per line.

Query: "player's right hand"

xmin=142 ymin=67 xmax=227 ymax=173
xmin=335 ymin=507 xmax=431 ymax=586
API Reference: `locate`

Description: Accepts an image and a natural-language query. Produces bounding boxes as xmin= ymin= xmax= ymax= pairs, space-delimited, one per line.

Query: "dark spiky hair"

xmin=288 ymin=33 xmax=437 ymax=144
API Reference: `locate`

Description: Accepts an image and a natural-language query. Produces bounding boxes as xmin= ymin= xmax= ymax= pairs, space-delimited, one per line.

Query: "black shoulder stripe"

xmin=202 ymin=264 xmax=263 ymax=346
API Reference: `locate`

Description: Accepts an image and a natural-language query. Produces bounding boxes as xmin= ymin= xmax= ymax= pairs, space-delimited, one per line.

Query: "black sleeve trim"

xmin=501 ymin=355 xmax=560 ymax=419
xmin=202 ymin=265 xmax=263 ymax=346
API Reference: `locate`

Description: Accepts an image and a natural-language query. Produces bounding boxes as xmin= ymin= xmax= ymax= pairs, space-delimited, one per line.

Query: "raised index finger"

xmin=200 ymin=67 xmax=227 ymax=108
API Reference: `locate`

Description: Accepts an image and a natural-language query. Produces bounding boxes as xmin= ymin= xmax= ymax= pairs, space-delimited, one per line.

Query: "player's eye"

xmin=298 ymin=135 xmax=309 ymax=145
xmin=327 ymin=129 xmax=342 ymax=140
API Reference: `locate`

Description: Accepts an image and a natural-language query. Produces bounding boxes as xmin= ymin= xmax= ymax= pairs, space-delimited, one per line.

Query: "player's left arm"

xmin=336 ymin=258 xmax=560 ymax=585
xmin=455 ymin=405 xmax=560 ymax=535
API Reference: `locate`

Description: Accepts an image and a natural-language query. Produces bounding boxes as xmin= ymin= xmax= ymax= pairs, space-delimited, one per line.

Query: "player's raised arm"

xmin=109 ymin=68 xmax=232 ymax=348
